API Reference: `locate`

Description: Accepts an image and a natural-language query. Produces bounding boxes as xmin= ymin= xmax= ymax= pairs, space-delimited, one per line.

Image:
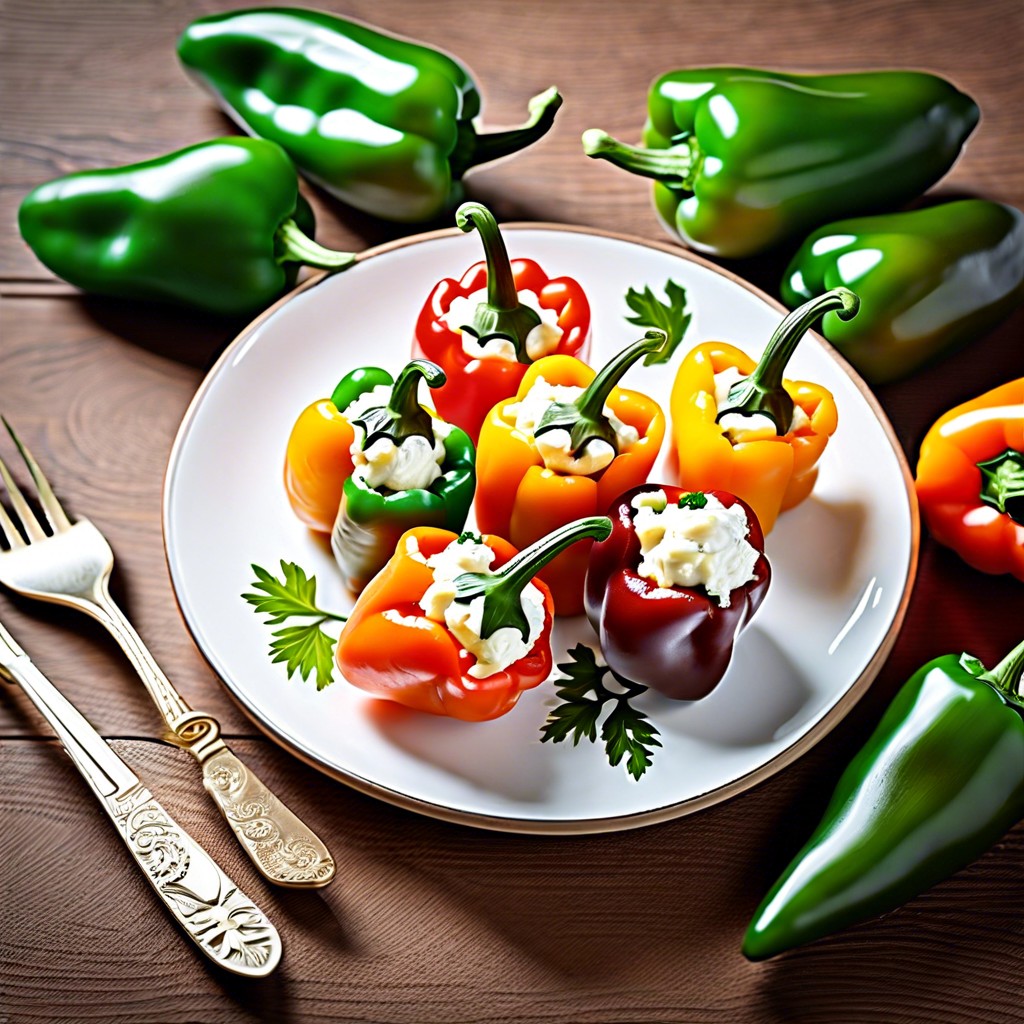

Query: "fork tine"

xmin=0 ymin=452 xmax=48 ymax=542
xmin=0 ymin=490 xmax=26 ymax=548
xmin=2 ymin=418 xmax=73 ymax=532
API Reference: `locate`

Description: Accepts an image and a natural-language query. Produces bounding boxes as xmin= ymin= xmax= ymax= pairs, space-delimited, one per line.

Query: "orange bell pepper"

xmin=476 ymin=331 xmax=667 ymax=615
xmin=670 ymin=289 xmax=857 ymax=533
xmin=336 ymin=518 xmax=611 ymax=720
xmin=915 ymin=378 xmax=1024 ymax=580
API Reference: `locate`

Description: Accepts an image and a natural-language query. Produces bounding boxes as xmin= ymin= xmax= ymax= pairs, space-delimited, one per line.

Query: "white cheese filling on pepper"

xmin=418 ymin=536 xmax=546 ymax=679
xmin=713 ymin=366 xmax=809 ymax=441
xmin=342 ymin=383 xmax=448 ymax=492
xmin=440 ymin=287 xmax=564 ymax=362
xmin=630 ymin=489 xmax=758 ymax=607
xmin=505 ymin=376 xmax=639 ymax=475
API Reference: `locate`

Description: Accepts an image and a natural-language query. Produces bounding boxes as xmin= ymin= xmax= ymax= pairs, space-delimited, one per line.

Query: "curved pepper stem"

xmin=717 ymin=288 xmax=860 ymax=432
xmin=536 ymin=330 xmax=667 ymax=456
xmin=275 ymin=217 xmax=358 ymax=271
xmin=452 ymin=516 xmax=613 ymax=640
xmin=455 ymin=202 xmax=542 ymax=362
xmin=977 ymin=637 xmax=1024 ymax=703
xmin=977 ymin=449 xmax=1024 ymax=525
xmin=452 ymin=87 xmax=563 ymax=176
xmin=352 ymin=359 xmax=445 ymax=447
xmin=582 ymin=129 xmax=702 ymax=192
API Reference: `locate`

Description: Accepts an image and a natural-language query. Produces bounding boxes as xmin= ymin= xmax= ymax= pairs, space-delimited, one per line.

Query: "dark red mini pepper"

xmin=412 ymin=202 xmax=591 ymax=441
xmin=585 ymin=484 xmax=771 ymax=700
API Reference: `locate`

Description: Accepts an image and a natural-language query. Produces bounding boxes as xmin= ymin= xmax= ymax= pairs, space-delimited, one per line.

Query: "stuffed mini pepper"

xmin=670 ymin=288 xmax=858 ymax=533
xmin=336 ymin=517 xmax=612 ymax=721
xmin=284 ymin=359 xmax=476 ymax=592
xmin=475 ymin=331 xmax=667 ymax=614
xmin=413 ymin=202 xmax=591 ymax=441
xmin=585 ymin=484 xmax=771 ymax=700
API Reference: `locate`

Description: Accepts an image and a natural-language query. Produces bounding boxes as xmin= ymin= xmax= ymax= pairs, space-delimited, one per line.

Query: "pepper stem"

xmin=452 ymin=516 xmax=612 ymax=640
xmin=275 ymin=217 xmax=358 ymax=270
xmin=582 ymin=129 xmax=702 ymax=190
xmin=453 ymin=87 xmax=563 ymax=175
xmin=979 ymin=637 xmax=1024 ymax=701
xmin=454 ymin=202 xmax=542 ymax=362
xmin=717 ymin=288 xmax=860 ymax=432
xmin=536 ymin=331 xmax=667 ymax=456
xmin=977 ymin=449 xmax=1024 ymax=525
xmin=352 ymin=359 xmax=444 ymax=446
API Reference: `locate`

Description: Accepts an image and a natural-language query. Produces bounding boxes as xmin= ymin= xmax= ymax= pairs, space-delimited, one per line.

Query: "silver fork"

xmin=0 ymin=419 xmax=335 ymax=889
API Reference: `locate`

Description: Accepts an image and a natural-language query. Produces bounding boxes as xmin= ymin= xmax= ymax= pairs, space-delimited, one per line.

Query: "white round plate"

xmin=164 ymin=225 xmax=918 ymax=834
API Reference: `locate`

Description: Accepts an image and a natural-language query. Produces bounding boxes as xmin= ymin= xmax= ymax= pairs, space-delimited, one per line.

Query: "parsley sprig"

xmin=243 ymin=561 xmax=346 ymax=691
xmin=541 ymin=644 xmax=661 ymax=779
xmin=624 ymin=278 xmax=693 ymax=365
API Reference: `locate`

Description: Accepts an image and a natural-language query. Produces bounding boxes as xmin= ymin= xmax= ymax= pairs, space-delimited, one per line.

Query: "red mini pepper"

xmin=336 ymin=517 xmax=611 ymax=721
xmin=585 ymin=484 xmax=771 ymax=700
xmin=412 ymin=202 xmax=590 ymax=441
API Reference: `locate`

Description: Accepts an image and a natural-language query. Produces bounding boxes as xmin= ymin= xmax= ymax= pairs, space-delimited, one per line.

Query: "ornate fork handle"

xmin=84 ymin=581 xmax=336 ymax=889
xmin=0 ymin=625 xmax=282 ymax=977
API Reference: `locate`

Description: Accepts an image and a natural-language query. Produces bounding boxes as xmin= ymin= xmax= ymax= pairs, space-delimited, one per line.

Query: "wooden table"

xmin=2 ymin=1 xmax=1022 ymax=1021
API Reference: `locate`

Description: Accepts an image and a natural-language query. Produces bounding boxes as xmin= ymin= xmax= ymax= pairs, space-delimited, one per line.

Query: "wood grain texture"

xmin=1 ymin=0 xmax=1023 ymax=1021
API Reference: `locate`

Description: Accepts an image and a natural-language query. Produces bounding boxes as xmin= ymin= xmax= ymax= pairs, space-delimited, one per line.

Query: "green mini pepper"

xmin=178 ymin=7 xmax=562 ymax=223
xmin=583 ymin=68 xmax=979 ymax=258
xmin=781 ymin=200 xmax=1024 ymax=383
xmin=17 ymin=136 xmax=354 ymax=317
xmin=743 ymin=638 xmax=1024 ymax=960
xmin=332 ymin=360 xmax=476 ymax=593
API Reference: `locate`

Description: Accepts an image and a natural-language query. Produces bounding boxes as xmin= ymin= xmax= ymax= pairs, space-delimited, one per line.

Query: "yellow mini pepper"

xmin=670 ymin=289 xmax=858 ymax=533
xmin=476 ymin=331 xmax=666 ymax=614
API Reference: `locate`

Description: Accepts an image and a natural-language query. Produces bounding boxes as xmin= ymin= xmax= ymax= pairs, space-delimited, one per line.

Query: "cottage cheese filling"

xmin=440 ymin=287 xmax=563 ymax=362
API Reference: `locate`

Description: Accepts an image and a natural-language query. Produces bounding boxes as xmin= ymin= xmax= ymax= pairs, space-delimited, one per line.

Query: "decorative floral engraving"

xmin=127 ymin=804 xmax=190 ymax=885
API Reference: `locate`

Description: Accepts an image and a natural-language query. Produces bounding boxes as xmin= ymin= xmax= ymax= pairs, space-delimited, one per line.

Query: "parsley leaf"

xmin=540 ymin=644 xmax=661 ymax=779
xmin=678 ymin=491 xmax=708 ymax=509
xmin=243 ymin=561 xmax=346 ymax=691
xmin=624 ymin=279 xmax=693 ymax=365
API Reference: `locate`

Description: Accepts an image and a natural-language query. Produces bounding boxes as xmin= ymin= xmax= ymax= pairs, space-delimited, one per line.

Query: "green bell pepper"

xmin=177 ymin=7 xmax=562 ymax=223
xmin=781 ymin=200 xmax=1024 ymax=384
xmin=583 ymin=68 xmax=979 ymax=258
xmin=331 ymin=359 xmax=476 ymax=593
xmin=743 ymin=638 xmax=1024 ymax=961
xmin=17 ymin=137 xmax=354 ymax=317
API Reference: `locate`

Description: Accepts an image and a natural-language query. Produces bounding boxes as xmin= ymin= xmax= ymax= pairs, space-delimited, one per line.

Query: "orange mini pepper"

xmin=336 ymin=518 xmax=611 ymax=721
xmin=670 ymin=289 xmax=858 ymax=533
xmin=475 ymin=331 xmax=667 ymax=614
xmin=915 ymin=378 xmax=1024 ymax=580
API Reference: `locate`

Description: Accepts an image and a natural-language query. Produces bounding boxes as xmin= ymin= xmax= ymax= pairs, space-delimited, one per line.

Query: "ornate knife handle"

xmin=90 ymin=586 xmax=336 ymax=889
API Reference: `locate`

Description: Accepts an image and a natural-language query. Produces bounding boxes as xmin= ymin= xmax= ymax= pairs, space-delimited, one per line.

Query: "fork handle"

xmin=89 ymin=585 xmax=336 ymax=889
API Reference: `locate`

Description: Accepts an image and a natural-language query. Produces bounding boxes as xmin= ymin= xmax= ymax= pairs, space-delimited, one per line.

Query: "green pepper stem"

xmin=275 ymin=218 xmax=357 ymax=271
xmin=718 ymin=288 xmax=859 ymax=431
xmin=582 ymin=129 xmax=701 ymax=191
xmin=452 ymin=516 xmax=612 ymax=640
xmin=980 ymin=637 xmax=1024 ymax=700
xmin=575 ymin=331 xmax=667 ymax=425
xmin=456 ymin=202 xmax=519 ymax=310
xmin=387 ymin=360 xmax=445 ymax=437
xmin=455 ymin=87 xmax=563 ymax=174
xmin=977 ymin=449 xmax=1024 ymax=525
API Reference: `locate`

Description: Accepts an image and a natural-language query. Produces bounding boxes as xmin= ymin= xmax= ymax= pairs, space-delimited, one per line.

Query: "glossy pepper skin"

xmin=744 ymin=639 xmax=1024 ymax=960
xmin=583 ymin=68 xmax=978 ymax=258
xmin=585 ymin=484 xmax=770 ymax=700
xmin=475 ymin=333 xmax=667 ymax=615
xmin=178 ymin=8 xmax=562 ymax=223
xmin=413 ymin=203 xmax=591 ymax=442
xmin=914 ymin=378 xmax=1024 ymax=580
xmin=336 ymin=518 xmax=611 ymax=721
xmin=18 ymin=137 xmax=354 ymax=317
xmin=783 ymin=201 xmax=1024 ymax=384
xmin=283 ymin=361 xmax=475 ymax=592
xmin=670 ymin=290 xmax=857 ymax=533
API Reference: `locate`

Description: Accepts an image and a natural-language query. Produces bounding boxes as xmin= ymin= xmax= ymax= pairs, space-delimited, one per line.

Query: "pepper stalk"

xmin=349 ymin=359 xmax=446 ymax=447
xmin=452 ymin=517 xmax=613 ymax=640
xmin=534 ymin=330 xmax=668 ymax=455
xmin=274 ymin=218 xmax=358 ymax=270
xmin=970 ymin=637 xmax=1024 ymax=703
xmin=582 ymin=129 xmax=703 ymax=192
xmin=717 ymin=288 xmax=860 ymax=432
xmin=454 ymin=202 xmax=542 ymax=361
